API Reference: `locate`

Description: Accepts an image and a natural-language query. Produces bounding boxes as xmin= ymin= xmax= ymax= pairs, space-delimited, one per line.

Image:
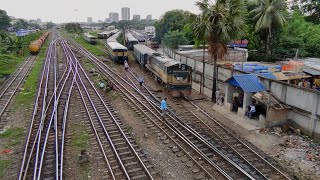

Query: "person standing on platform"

xmin=160 ymin=98 xmax=167 ymax=117
xmin=215 ymin=89 xmax=221 ymax=105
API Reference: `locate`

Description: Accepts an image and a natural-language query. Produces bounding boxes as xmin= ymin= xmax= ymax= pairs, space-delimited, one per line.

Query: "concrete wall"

xmin=164 ymin=47 xmax=320 ymax=138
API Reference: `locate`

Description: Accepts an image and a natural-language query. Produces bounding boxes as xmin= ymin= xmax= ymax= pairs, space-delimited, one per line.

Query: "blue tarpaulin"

xmin=225 ymin=74 xmax=266 ymax=93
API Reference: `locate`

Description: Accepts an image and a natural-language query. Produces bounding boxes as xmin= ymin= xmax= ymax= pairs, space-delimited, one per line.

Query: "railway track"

xmin=63 ymin=38 xmax=158 ymax=179
xmin=19 ymin=35 xmax=74 ymax=180
xmin=0 ymin=56 xmax=36 ymax=130
xmin=69 ymin=39 xmax=291 ymax=180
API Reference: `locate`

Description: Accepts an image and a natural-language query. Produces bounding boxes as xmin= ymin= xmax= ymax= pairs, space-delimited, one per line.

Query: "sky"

xmin=1 ymin=0 xmax=202 ymax=23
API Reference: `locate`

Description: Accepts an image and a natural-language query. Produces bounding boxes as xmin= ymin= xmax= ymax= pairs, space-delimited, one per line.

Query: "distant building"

xmin=132 ymin=14 xmax=140 ymax=21
xmin=98 ymin=20 xmax=103 ymax=23
xmin=145 ymin=26 xmax=155 ymax=34
xmin=146 ymin=14 xmax=152 ymax=21
xmin=121 ymin=7 xmax=130 ymax=20
xmin=36 ymin=18 xmax=41 ymax=23
xmin=109 ymin=12 xmax=119 ymax=22
xmin=87 ymin=17 xmax=93 ymax=23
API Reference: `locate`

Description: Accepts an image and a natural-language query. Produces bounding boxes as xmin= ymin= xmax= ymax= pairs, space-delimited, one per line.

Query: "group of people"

xmin=98 ymin=79 xmax=114 ymax=93
xmin=245 ymin=103 xmax=256 ymax=119
xmin=215 ymin=89 xmax=225 ymax=106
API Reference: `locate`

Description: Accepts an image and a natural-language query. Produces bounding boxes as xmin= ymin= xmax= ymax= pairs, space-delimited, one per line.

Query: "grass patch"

xmin=14 ymin=41 xmax=49 ymax=107
xmin=0 ymin=127 xmax=24 ymax=148
xmin=71 ymin=123 xmax=89 ymax=149
xmin=0 ymin=159 xmax=10 ymax=178
xmin=74 ymin=36 xmax=106 ymax=57
xmin=0 ymin=54 xmax=26 ymax=80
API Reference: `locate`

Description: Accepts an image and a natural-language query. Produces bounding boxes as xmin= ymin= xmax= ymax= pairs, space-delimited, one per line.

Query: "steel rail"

xmin=61 ymin=40 xmax=117 ymax=179
xmin=36 ymin=39 xmax=73 ymax=180
xmin=72 ymin=41 xmax=257 ymax=179
xmin=0 ymin=57 xmax=35 ymax=118
xmin=187 ymin=99 xmax=291 ymax=180
xmin=69 ymin=40 xmax=230 ymax=179
xmin=66 ymin=39 xmax=154 ymax=179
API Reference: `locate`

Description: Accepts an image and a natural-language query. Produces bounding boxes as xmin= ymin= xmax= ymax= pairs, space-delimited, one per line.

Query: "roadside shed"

xmin=225 ymin=74 xmax=266 ymax=116
xmin=259 ymin=73 xmax=278 ymax=80
xmin=273 ymin=72 xmax=289 ymax=81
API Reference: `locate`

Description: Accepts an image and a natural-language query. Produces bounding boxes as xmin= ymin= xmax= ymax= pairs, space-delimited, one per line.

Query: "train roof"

xmin=107 ymin=41 xmax=127 ymax=50
xmin=133 ymin=44 xmax=156 ymax=54
xmin=149 ymin=53 xmax=186 ymax=67
xmin=98 ymin=29 xmax=119 ymax=36
xmin=125 ymin=32 xmax=139 ymax=42
xmin=107 ymin=31 xmax=121 ymax=42
xmin=83 ymin=33 xmax=96 ymax=38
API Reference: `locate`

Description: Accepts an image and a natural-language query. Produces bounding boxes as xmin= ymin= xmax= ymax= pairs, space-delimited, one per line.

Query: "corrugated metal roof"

xmin=259 ymin=73 xmax=278 ymax=80
xmin=225 ymin=74 xmax=266 ymax=93
xmin=303 ymin=68 xmax=320 ymax=76
xmin=273 ymin=72 xmax=288 ymax=80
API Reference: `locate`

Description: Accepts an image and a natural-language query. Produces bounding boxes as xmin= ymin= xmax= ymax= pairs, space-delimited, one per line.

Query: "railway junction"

xmin=0 ymin=30 xmax=312 ymax=180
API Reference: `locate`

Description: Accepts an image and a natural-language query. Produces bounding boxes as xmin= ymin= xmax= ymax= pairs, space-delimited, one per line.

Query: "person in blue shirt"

xmin=138 ymin=76 xmax=144 ymax=90
xmin=160 ymin=98 xmax=167 ymax=117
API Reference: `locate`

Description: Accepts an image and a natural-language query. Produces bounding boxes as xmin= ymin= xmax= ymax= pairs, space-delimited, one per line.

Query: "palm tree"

xmin=193 ymin=0 xmax=245 ymax=102
xmin=250 ymin=0 xmax=287 ymax=54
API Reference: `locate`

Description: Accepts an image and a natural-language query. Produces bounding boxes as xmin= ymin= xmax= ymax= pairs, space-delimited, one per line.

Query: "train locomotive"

xmin=133 ymin=44 xmax=192 ymax=97
xmin=28 ymin=31 xmax=50 ymax=55
xmin=105 ymin=32 xmax=128 ymax=63
xmin=83 ymin=33 xmax=97 ymax=45
xmin=125 ymin=31 xmax=139 ymax=50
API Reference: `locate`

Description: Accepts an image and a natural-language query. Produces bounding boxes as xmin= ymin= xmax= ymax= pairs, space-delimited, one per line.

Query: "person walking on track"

xmin=138 ymin=76 xmax=144 ymax=89
xmin=160 ymin=98 xmax=167 ymax=117
xmin=124 ymin=60 xmax=129 ymax=71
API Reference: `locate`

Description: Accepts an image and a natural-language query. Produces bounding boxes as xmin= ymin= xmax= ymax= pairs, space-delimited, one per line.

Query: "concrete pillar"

xmin=225 ymin=84 xmax=234 ymax=111
xmin=281 ymin=84 xmax=287 ymax=103
xmin=238 ymin=92 xmax=253 ymax=116
xmin=309 ymin=93 xmax=319 ymax=137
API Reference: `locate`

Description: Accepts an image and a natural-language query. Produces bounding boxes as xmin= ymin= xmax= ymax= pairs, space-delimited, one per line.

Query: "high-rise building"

xmin=87 ymin=17 xmax=92 ymax=23
xmin=109 ymin=12 xmax=119 ymax=22
xmin=146 ymin=15 xmax=152 ymax=21
xmin=36 ymin=18 xmax=42 ymax=23
xmin=132 ymin=14 xmax=140 ymax=21
xmin=121 ymin=7 xmax=130 ymax=20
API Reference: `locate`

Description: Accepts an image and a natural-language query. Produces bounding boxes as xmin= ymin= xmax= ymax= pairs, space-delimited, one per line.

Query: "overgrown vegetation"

xmin=0 ymin=127 xmax=24 ymax=148
xmin=14 ymin=41 xmax=48 ymax=107
xmin=116 ymin=32 xmax=124 ymax=45
xmin=65 ymin=23 xmax=83 ymax=34
xmin=162 ymin=31 xmax=188 ymax=49
xmin=0 ymin=159 xmax=10 ymax=178
xmin=73 ymin=35 xmax=105 ymax=57
xmin=155 ymin=0 xmax=320 ymax=62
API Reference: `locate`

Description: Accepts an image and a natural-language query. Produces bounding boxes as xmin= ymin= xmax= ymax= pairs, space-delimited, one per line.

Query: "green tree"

xmin=0 ymin=9 xmax=11 ymax=30
xmin=162 ymin=31 xmax=189 ymax=49
xmin=65 ymin=23 xmax=83 ymax=34
xmin=193 ymin=0 xmax=245 ymax=101
xmin=13 ymin=19 xmax=29 ymax=30
xmin=46 ymin=22 xmax=55 ymax=29
xmin=154 ymin=10 xmax=193 ymax=43
xmin=250 ymin=0 xmax=287 ymax=54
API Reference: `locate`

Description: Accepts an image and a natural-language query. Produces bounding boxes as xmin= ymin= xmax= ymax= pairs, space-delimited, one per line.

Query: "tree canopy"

xmin=65 ymin=23 xmax=83 ymax=34
xmin=0 ymin=9 xmax=11 ymax=30
xmin=162 ymin=31 xmax=189 ymax=49
xmin=154 ymin=10 xmax=194 ymax=43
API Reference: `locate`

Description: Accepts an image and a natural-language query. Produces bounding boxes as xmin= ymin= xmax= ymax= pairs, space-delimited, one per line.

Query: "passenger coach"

xmin=106 ymin=32 xmax=128 ymax=63
xmin=133 ymin=44 xmax=156 ymax=67
xmin=83 ymin=33 xmax=97 ymax=45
